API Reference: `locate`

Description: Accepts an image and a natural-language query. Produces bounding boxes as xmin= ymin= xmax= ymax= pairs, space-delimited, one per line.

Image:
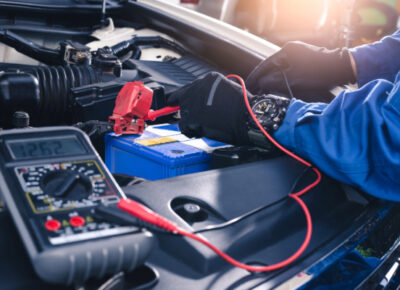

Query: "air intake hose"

xmin=0 ymin=64 xmax=99 ymax=126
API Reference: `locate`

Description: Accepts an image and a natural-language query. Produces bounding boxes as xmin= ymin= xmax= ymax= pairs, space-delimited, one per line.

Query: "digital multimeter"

xmin=0 ymin=127 xmax=154 ymax=285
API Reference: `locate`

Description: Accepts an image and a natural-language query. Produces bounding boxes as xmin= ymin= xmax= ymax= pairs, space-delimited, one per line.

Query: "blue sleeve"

xmin=274 ymin=75 xmax=400 ymax=201
xmin=350 ymin=30 xmax=400 ymax=87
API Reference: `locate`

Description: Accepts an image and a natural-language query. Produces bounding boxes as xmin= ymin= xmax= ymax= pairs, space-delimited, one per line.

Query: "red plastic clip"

xmin=110 ymin=82 xmax=180 ymax=135
xmin=109 ymin=81 xmax=153 ymax=135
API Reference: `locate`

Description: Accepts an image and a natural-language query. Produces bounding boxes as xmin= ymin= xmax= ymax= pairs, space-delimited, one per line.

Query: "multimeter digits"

xmin=0 ymin=127 xmax=153 ymax=285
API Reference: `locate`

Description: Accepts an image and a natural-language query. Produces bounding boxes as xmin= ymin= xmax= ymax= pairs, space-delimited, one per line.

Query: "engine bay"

xmin=0 ymin=2 xmax=383 ymax=289
xmin=0 ymin=21 xmax=213 ymax=127
xmin=0 ymin=16 xmax=278 ymax=179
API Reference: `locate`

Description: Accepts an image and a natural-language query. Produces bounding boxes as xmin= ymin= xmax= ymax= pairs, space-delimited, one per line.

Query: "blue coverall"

xmin=274 ymin=30 xmax=400 ymax=201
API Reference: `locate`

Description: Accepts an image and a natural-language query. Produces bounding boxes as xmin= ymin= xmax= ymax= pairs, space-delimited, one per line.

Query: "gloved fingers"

xmin=248 ymin=70 xmax=287 ymax=95
xmin=281 ymin=41 xmax=319 ymax=59
xmin=167 ymin=71 xmax=224 ymax=106
xmin=246 ymin=52 xmax=287 ymax=94
xmin=180 ymin=124 xmax=234 ymax=144
xmin=167 ymin=83 xmax=192 ymax=106
xmin=199 ymin=126 xmax=237 ymax=144
xmin=167 ymin=91 xmax=181 ymax=106
xmin=179 ymin=123 xmax=202 ymax=138
xmin=168 ymin=71 xmax=252 ymax=146
xmin=246 ymin=58 xmax=276 ymax=91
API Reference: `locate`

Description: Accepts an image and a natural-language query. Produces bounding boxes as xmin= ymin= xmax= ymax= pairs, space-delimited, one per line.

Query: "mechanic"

xmin=167 ymin=30 xmax=400 ymax=201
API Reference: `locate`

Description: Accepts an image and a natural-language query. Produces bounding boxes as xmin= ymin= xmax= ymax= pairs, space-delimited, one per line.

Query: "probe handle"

xmin=145 ymin=106 xmax=180 ymax=121
xmin=118 ymin=198 xmax=178 ymax=232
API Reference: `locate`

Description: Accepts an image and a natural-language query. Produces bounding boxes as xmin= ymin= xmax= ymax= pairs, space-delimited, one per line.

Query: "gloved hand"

xmin=246 ymin=41 xmax=357 ymax=96
xmin=167 ymin=72 xmax=291 ymax=147
xmin=167 ymin=72 xmax=252 ymax=145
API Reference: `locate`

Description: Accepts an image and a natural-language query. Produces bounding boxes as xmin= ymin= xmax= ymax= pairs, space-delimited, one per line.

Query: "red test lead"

xmin=118 ymin=74 xmax=322 ymax=272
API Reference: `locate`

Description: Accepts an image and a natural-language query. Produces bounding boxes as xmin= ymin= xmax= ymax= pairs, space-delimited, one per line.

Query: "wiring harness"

xmin=117 ymin=74 xmax=322 ymax=272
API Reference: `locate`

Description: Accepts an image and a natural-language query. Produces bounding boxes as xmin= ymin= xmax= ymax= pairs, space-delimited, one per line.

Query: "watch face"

xmin=249 ymin=94 xmax=289 ymax=132
xmin=251 ymin=99 xmax=276 ymax=126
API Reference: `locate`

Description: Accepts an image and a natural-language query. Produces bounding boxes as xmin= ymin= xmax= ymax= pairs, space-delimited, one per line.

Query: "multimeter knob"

xmin=41 ymin=170 xmax=92 ymax=200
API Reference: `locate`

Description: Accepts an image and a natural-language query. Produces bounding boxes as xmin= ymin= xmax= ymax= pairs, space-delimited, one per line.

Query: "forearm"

xmin=273 ymin=79 xmax=400 ymax=201
xmin=349 ymin=30 xmax=400 ymax=86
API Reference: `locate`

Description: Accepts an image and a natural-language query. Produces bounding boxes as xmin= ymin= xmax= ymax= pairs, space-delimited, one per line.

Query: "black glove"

xmin=246 ymin=41 xmax=356 ymax=96
xmin=167 ymin=72 xmax=290 ymax=147
xmin=167 ymin=72 xmax=251 ymax=145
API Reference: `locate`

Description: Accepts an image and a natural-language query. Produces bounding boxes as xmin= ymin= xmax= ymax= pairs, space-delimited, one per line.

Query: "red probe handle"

xmin=145 ymin=106 xmax=180 ymax=121
xmin=118 ymin=198 xmax=178 ymax=232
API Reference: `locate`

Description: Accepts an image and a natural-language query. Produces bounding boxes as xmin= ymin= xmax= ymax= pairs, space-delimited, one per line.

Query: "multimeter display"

xmin=7 ymin=136 xmax=85 ymax=160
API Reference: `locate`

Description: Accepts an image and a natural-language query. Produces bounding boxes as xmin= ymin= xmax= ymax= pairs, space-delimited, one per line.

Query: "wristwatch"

xmin=247 ymin=94 xmax=290 ymax=149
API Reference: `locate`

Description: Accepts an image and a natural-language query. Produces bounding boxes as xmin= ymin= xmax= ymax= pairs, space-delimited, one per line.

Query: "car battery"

xmin=105 ymin=124 xmax=229 ymax=180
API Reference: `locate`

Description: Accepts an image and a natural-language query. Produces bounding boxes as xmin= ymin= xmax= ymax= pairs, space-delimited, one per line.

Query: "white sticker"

xmin=182 ymin=139 xmax=231 ymax=153
xmin=146 ymin=124 xmax=182 ymax=137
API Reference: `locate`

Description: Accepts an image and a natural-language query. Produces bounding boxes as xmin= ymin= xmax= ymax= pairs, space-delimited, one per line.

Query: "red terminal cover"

xmin=109 ymin=82 xmax=153 ymax=135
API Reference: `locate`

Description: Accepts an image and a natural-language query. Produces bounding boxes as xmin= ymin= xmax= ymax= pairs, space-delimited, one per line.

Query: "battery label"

xmin=135 ymin=136 xmax=178 ymax=146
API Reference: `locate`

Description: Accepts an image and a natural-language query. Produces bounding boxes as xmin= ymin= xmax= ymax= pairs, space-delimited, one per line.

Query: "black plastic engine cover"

xmin=123 ymin=156 xmax=370 ymax=275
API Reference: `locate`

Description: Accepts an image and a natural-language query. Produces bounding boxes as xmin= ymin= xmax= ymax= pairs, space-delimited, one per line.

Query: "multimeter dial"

xmin=16 ymin=161 xmax=118 ymax=214
xmin=41 ymin=170 xmax=92 ymax=199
